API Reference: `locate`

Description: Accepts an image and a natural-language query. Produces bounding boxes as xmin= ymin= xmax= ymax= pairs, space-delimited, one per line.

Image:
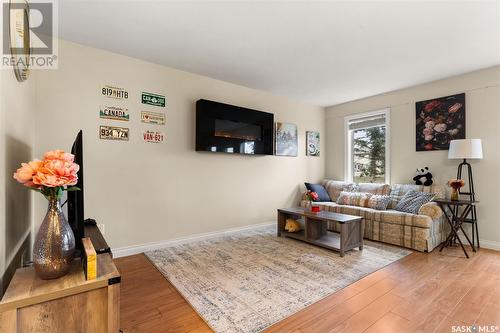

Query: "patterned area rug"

xmin=145 ymin=226 xmax=411 ymax=333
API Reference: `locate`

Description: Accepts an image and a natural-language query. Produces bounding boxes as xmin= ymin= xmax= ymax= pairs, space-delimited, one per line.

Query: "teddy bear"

xmin=412 ymin=166 xmax=433 ymax=186
xmin=285 ymin=218 xmax=301 ymax=233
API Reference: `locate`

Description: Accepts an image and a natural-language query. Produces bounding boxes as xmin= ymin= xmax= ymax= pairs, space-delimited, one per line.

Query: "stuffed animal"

xmin=412 ymin=167 xmax=433 ymax=186
xmin=285 ymin=218 xmax=301 ymax=233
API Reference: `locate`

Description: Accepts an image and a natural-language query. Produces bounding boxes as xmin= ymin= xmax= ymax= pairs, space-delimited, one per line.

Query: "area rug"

xmin=145 ymin=226 xmax=411 ymax=333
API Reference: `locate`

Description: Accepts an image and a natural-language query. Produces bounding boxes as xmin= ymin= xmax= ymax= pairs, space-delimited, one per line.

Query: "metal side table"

xmin=434 ymin=199 xmax=478 ymax=258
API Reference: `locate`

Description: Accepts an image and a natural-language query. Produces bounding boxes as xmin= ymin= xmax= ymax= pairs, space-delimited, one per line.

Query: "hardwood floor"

xmin=115 ymin=246 xmax=500 ymax=333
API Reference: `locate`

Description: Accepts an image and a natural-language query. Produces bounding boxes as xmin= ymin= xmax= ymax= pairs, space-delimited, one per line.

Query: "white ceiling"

xmin=59 ymin=1 xmax=500 ymax=107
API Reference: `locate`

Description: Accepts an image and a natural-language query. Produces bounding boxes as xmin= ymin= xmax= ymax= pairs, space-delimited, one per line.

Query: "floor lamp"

xmin=448 ymin=139 xmax=483 ymax=247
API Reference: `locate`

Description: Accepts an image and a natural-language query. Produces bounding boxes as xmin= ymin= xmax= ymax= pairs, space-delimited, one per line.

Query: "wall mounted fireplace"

xmin=196 ymin=99 xmax=274 ymax=155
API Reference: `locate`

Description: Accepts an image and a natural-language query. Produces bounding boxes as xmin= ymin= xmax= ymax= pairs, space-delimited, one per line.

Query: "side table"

xmin=434 ymin=199 xmax=478 ymax=258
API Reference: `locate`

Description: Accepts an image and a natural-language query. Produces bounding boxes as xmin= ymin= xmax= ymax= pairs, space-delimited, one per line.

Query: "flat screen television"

xmin=67 ymin=130 xmax=84 ymax=254
xmin=196 ymin=99 xmax=274 ymax=155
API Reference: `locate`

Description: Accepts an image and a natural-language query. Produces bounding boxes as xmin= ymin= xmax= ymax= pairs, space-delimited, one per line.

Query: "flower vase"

xmin=33 ymin=197 xmax=76 ymax=279
xmin=311 ymin=205 xmax=320 ymax=213
xmin=450 ymin=188 xmax=459 ymax=201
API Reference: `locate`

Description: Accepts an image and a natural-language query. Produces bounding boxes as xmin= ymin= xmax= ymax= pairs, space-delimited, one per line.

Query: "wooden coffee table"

xmin=277 ymin=207 xmax=364 ymax=257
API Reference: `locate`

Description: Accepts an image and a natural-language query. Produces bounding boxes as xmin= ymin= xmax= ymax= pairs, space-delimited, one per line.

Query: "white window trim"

xmin=344 ymin=108 xmax=391 ymax=184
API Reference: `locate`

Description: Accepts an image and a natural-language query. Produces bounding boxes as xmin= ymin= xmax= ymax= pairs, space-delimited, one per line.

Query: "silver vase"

xmin=33 ymin=197 xmax=76 ymax=279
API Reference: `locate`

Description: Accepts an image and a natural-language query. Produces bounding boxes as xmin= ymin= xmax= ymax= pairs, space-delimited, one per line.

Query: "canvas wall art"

xmin=415 ymin=93 xmax=465 ymax=151
xmin=275 ymin=122 xmax=298 ymax=156
xmin=306 ymin=131 xmax=320 ymax=156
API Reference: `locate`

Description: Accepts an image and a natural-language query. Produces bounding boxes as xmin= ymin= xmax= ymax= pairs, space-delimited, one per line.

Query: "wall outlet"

xmin=98 ymin=223 xmax=106 ymax=236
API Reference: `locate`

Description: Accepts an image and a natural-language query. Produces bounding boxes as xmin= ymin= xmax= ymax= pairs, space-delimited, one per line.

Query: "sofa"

xmin=300 ymin=180 xmax=449 ymax=252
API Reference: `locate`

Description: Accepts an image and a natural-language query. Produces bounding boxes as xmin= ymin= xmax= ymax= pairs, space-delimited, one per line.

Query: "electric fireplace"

xmin=196 ymin=99 xmax=274 ymax=155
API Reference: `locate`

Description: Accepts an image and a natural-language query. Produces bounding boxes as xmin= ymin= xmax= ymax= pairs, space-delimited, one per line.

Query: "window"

xmin=345 ymin=109 xmax=390 ymax=184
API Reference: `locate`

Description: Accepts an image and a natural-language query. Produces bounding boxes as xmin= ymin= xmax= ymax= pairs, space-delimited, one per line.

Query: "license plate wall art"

xmin=101 ymin=85 xmax=129 ymax=100
xmin=141 ymin=111 xmax=165 ymax=125
xmin=100 ymin=106 xmax=130 ymax=121
xmin=141 ymin=92 xmax=165 ymax=107
xmin=99 ymin=126 xmax=129 ymax=141
xmin=143 ymin=130 xmax=165 ymax=143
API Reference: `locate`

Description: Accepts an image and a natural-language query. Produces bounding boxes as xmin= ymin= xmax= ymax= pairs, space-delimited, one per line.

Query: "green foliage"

xmin=353 ymin=126 xmax=386 ymax=183
xmin=31 ymin=186 xmax=80 ymax=200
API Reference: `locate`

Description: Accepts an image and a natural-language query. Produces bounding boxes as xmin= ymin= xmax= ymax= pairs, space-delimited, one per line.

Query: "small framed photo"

xmin=275 ymin=122 xmax=298 ymax=156
xmin=306 ymin=131 xmax=320 ymax=156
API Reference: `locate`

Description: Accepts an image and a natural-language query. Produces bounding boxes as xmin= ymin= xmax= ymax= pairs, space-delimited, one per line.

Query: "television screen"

xmin=67 ymin=130 xmax=84 ymax=254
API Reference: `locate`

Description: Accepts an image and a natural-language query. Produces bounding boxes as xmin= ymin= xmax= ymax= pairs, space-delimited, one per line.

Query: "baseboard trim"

xmin=479 ymin=239 xmax=500 ymax=251
xmin=113 ymin=222 xmax=275 ymax=258
xmin=113 ymin=222 xmax=500 ymax=258
xmin=2 ymin=228 xmax=31 ymax=296
xmin=455 ymin=235 xmax=500 ymax=252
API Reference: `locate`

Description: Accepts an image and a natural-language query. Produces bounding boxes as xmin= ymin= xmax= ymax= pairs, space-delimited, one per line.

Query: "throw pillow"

xmin=304 ymin=183 xmax=331 ymax=202
xmin=367 ymin=195 xmax=391 ymax=210
xmin=322 ymin=180 xmax=356 ymax=201
xmin=389 ymin=184 xmax=446 ymax=209
xmin=357 ymin=183 xmax=392 ymax=196
xmin=394 ymin=190 xmax=435 ymax=214
xmin=336 ymin=191 xmax=372 ymax=207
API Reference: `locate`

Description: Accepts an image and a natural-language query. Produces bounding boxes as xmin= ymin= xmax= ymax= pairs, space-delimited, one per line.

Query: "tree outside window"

xmin=352 ymin=126 xmax=386 ymax=183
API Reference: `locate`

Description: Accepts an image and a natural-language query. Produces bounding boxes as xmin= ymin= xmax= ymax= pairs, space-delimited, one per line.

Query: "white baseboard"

xmin=113 ymin=222 xmax=275 ymax=258
xmin=479 ymin=239 xmax=500 ymax=251
xmin=455 ymin=235 xmax=500 ymax=252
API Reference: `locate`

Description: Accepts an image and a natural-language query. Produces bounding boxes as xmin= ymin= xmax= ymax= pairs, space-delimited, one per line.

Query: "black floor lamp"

xmin=448 ymin=139 xmax=483 ymax=247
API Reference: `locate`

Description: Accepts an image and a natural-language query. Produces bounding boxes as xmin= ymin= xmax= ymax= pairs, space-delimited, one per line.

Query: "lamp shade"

xmin=448 ymin=139 xmax=483 ymax=159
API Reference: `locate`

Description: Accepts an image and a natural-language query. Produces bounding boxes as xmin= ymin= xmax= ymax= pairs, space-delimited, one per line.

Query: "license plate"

xmin=141 ymin=111 xmax=165 ymax=125
xmin=100 ymin=106 xmax=130 ymax=121
xmin=101 ymin=85 xmax=129 ymax=99
xmin=143 ymin=130 xmax=164 ymax=143
xmin=141 ymin=92 xmax=165 ymax=107
xmin=99 ymin=126 xmax=129 ymax=141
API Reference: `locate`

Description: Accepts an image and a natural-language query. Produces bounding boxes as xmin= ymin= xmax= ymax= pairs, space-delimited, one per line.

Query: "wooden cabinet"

xmin=0 ymin=253 xmax=120 ymax=333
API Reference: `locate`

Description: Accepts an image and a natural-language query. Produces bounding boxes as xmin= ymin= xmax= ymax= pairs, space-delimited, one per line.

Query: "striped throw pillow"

xmin=367 ymin=195 xmax=392 ymax=210
xmin=322 ymin=180 xmax=357 ymax=201
xmin=394 ymin=190 xmax=435 ymax=214
xmin=336 ymin=191 xmax=372 ymax=207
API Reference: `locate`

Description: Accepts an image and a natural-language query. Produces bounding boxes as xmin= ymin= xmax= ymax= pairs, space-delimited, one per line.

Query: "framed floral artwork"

xmin=415 ymin=93 xmax=465 ymax=151
xmin=306 ymin=131 xmax=320 ymax=156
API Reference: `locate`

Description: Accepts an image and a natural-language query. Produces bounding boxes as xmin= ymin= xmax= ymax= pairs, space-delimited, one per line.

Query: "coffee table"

xmin=277 ymin=207 xmax=364 ymax=257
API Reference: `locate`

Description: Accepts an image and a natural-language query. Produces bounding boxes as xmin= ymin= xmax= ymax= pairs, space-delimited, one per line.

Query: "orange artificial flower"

xmin=13 ymin=150 xmax=80 ymax=199
xmin=13 ymin=160 xmax=43 ymax=185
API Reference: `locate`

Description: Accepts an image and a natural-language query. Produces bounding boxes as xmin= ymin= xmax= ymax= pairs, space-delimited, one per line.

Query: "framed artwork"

xmin=415 ymin=93 xmax=465 ymax=151
xmin=306 ymin=131 xmax=320 ymax=156
xmin=275 ymin=122 xmax=298 ymax=156
xmin=9 ymin=0 xmax=31 ymax=82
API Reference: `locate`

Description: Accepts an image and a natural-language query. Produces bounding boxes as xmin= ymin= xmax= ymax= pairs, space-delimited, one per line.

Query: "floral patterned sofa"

xmin=300 ymin=180 xmax=449 ymax=252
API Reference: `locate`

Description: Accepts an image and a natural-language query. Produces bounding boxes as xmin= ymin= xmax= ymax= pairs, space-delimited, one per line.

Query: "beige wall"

xmin=0 ymin=68 xmax=36 ymax=294
xmin=326 ymin=65 xmax=500 ymax=249
xmin=34 ymin=40 xmax=325 ymax=251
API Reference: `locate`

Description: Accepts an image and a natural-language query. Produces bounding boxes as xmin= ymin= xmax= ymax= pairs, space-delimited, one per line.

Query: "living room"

xmin=0 ymin=1 xmax=499 ymax=332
